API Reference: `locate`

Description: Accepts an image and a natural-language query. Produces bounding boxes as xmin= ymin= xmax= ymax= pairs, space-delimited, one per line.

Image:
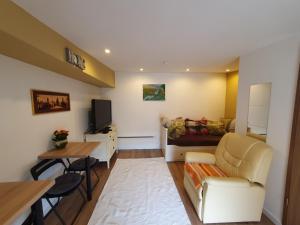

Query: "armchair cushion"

xmin=185 ymin=152 xmax=216 ymax=164
xmin=203 ymin=176 xmax=250 ymax=188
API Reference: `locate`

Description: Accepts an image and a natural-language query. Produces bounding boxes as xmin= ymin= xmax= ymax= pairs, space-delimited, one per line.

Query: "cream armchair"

xmin=184 ymin=133 xmax=272 ymax=224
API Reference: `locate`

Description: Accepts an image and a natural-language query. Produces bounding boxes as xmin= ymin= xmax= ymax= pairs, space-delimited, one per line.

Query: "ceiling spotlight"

xmin=104 ymin=48 xmax=111 ymax=54
xmin=186 ymin=68 xmax=190 ymax=72
xmin=226 ymin=69 xmax=231 ymax=72
xmin=140 ymin=68 xmax=144 ymax=72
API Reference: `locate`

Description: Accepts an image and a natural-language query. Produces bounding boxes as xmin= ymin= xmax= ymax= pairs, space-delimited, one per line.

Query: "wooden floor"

xmin=45 ymin=150 xmax=274 ymax=225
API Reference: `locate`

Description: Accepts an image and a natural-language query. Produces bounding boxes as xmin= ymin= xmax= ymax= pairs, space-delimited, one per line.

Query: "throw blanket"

xmin=184 ymin=163 xmax=227 ymax=189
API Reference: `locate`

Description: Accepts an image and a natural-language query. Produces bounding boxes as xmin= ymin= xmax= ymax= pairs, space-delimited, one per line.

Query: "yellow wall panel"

xmin=225 ymin=71 xmax=239 ymax=118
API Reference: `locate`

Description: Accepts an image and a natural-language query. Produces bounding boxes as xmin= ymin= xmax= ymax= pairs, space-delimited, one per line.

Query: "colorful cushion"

xmin=184 ymin=163 xmax=227 ymax=189
xmin=168 ymin=117 xmax=186 ymax=139
xmin=207 ymin=120 xmax=224 ymax=129
xmin=185 ymin=118 xmax=208 ymax=135
xmin=206 ymin=119 xmax=226 ymax=136
xmin=220 ymin=118 xmax=233 ymax=131
xmin=185 ymin=126 xmax=198 ymax=135
xmin=185 ymin=118 xmax=207 ymax=127
xmin=160 ymin=116 xmax=172 ymax=128
xmin=207 ymin=126 xmax=226 ymax=136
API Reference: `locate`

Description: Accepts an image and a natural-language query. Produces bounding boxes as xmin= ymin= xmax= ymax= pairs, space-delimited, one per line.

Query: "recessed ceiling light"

xmin=104 ymin=48 xmax=111 ymax=54
xmin=140 ymin=68 xmax=144 ymax=72
xmin=186 ymin=68 xmax=190 ymax=72
xmin=226 ymin=69 xmax=231 ymax=72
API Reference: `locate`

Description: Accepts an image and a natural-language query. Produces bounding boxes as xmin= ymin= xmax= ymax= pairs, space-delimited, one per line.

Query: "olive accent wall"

xmin=225 ymin=71 xmax=239 ymax=118
xmin=0 ymin=0 xmax=115 ymax=88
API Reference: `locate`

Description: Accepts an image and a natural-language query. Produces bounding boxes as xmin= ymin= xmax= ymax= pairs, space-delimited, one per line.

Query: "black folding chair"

xmin=66 ymin=157 xmax=100 ymax=191
xmin=31 ymin=159 xmax=85 ymax=225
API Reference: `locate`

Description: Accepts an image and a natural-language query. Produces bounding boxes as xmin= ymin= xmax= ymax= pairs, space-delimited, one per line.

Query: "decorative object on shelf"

xmin=31 ymin=90 xmax=70 ymax=114
xmin=143 ymin=84 xmax=165 ymax=101
xmin=65 ymin=48 xmax=86 ymax=70
xmin=52 ymin=130 xmax=69 ymax=149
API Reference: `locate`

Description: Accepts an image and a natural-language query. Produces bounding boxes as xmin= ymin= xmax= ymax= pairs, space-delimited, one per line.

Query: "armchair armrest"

xmin=203 ymin=177 xmax=250 ymax=188
xmin=185 ymin=152 xmax=216 ymax=164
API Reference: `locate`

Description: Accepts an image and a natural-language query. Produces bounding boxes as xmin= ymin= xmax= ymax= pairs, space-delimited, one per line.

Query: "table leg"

xmin=31 ymin=198 xmax=44 ymax=225
xmin=85 ymin=156 xmax=92 ymax=201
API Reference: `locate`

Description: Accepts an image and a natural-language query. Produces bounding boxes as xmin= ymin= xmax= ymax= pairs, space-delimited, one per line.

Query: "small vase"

xmin=54 ymin=139 xmax=68 ymax=149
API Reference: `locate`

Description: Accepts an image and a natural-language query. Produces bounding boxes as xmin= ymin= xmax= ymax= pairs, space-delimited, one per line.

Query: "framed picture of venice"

xmin=31 ymin=90 xmax=70 ymax=114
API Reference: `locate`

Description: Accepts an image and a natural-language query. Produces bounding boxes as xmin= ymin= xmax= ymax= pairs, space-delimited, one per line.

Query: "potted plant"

xmin=52 ymin=130 xmax=69 ymax=149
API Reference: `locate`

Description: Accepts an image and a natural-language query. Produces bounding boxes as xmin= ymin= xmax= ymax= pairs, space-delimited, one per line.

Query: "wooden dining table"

xmin=0 ymin=180 xmax=54 ymax=225
xmin=38 ymin=141 xmax=100 ymax=201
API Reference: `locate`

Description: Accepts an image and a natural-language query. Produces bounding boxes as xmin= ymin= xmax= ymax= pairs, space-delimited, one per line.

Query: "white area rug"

xmin=88 ymin=157 xmax=191 ymax=225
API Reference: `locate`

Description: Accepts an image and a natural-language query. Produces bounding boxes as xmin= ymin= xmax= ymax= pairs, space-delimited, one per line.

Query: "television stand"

xmin=84 ymin=125 xmax=117 ymax=168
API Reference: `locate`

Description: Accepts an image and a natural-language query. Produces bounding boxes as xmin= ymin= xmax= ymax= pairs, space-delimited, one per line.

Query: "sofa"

xmin=161 ymin=117 xmax=236 ymax=161
xmin=161 ymin=126 xmax=218 ymax=161
xmin=184 ymin=133 xmax=272 ymax=223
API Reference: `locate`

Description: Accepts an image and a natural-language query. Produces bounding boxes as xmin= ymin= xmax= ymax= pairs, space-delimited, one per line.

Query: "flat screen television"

xmin=90 ymin=99 xmax=112 ymax=133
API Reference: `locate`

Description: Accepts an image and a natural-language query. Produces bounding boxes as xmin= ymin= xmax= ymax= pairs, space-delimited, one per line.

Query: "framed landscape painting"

xmin=143 ymin=84 xmax=165 ymax=101
xmin=31 ymin=90 xmax=70 ymax=114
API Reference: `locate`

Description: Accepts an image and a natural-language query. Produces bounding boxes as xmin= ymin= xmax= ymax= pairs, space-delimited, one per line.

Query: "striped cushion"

xmin=184 ymin=163 xmax=227 ymax=189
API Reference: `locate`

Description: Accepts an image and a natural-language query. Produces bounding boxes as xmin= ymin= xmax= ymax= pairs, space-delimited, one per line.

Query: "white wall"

xmin=236 ymin=37 xmax=300 ymax=225
xmin=101 ymin=72 xmax=226 ymax=149
xmin=0 ymin=54 xmax=102 ymax=182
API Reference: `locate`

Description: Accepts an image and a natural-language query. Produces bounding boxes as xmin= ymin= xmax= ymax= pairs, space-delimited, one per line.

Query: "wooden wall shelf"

xmin=0 ymin=1 xmax=115 ymax=88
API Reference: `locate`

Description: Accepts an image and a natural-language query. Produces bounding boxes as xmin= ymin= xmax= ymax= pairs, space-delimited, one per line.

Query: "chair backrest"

xmin=31 ymin=159 xmax=66 ymax=180
xmin=215 ymin=133 xmax=272 ymax=186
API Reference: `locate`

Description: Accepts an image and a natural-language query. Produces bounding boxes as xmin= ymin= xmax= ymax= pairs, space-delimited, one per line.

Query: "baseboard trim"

xmin=118 ymin=148 xmax=161 ymax=151
xmin=118 ymin=136 xmax=154 ymax=138
xmin=263 ymin=208 xmax=282 ymax=225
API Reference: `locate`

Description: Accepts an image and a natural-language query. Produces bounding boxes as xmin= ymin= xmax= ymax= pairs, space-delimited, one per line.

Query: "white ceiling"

xmin=13 ymin=0 xmax=300 ymax=73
